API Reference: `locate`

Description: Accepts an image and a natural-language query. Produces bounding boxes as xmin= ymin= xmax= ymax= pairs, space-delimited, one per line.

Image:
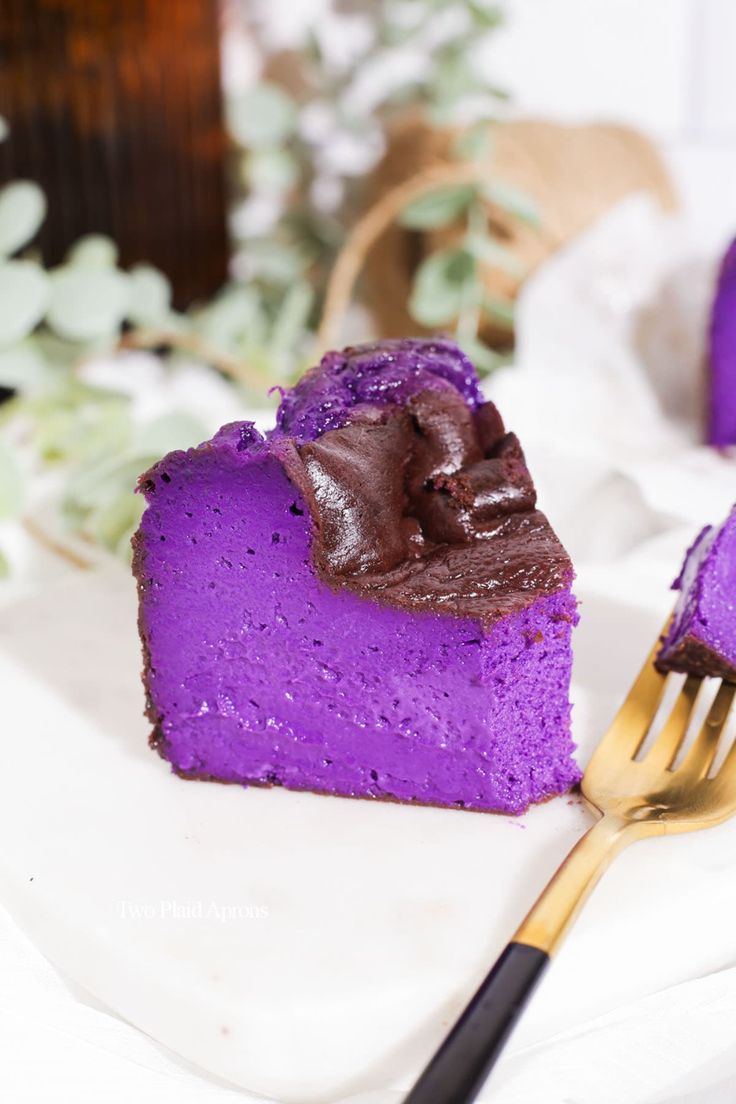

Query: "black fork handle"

xmin=405 ymin=817 xmax=629 ymax=1102
xmin=404 ymin=942 xmax=549 ymax=1104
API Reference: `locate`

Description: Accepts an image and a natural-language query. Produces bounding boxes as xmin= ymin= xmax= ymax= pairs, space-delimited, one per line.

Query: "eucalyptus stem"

xmin=455 ymin=274 xmax=482 ymax=346
xmin=456 ymin=199 xmax=490 ymax=344
xmin=317 ymin=162 xmax=493 ymax=350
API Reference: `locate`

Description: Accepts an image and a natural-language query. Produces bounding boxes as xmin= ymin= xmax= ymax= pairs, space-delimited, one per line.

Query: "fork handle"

xmin=403 ymin=942 xmax=549 ymax=1104
xmin=405 ymin=814 xmax=633 ymax=1103
xmin=513 ymin=812 xmax=631 ymax=955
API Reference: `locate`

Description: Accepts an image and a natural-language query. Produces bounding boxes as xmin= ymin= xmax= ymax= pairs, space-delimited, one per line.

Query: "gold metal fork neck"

xmin=513 ymin=813 xmax=632 ymax=955
xmin=514 ymin=624 xmax=736 ymax=958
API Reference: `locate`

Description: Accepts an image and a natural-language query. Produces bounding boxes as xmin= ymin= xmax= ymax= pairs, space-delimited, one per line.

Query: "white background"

xmin=486 ymin=0 xmax=736 ymax=244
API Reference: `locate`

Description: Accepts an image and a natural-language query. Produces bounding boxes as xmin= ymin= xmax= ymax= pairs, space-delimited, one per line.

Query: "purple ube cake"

xmin=708 ymin=238 xmax=736 ymax=446
xmin=657 ymin=504 xmax=736 ymax=681
xmin=133 ymin=338 xmax=580 ymax=814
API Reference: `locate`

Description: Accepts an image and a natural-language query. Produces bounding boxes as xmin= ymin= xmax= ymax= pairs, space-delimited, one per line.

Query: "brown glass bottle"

xmin=0 ymin=0 xmax=229 ymax=306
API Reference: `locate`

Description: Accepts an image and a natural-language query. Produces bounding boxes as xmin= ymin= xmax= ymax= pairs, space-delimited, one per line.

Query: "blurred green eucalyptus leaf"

xmin=380 ymin=18 xmax=416 ymax=47
xmin=64 ymin=448 xmax=154 ymax=558
xmin=85 ymin=488 xmax=145 ymax=555
xmin=452 ymin=121 xmax=493 ymax=162
xmin=409 ymin=247 xmax=477 ymax=326
xmin=32 ymin=331 xmax=89 ymax=370
xmin=244 ymin=149 xmax=299 ymax=193
xmin=482 ymin=181 xmax=541 ymax=226
xmin=64 ymin=453 xmax=157 ymax=520
xmin=128 ymin=264 xmax=172 ymax=328
xmin=26 ymin=380 xmax=132 ymax=463
xmin=269 ymin=281 xmax=314 ymax=352
xmin=0 ymin=260 xmax=49 ymax=345
xmin=194 ymin=285 xmax=262 ymax=352
xmin=0 ymin=340 xmax=51 ymax=394
xmin=66 ymin=234 xmax=119 ymax=269
xmin=132 ymin=411 xmax=208 ymax=456
xmin=0 ymin=438 xmax=24 ymax=519
xmin=227 ymin=83 xmax=296 ymax=149
xmin=429 ymin=45 xmax=479 ymax=121
xmin=0 ymin=181 xmax=46 ymax=258
xmin=482 ymin=294 xmax=515 ymax=326
xmin=466 ymin=233 xmax=526 ymax=276
xmin=400 ymin=185 xmax=477 ymax=230
xmin=47 ymin=265 xmax=130 ymax=342
xmin=458 ymin=334 xmax=506 ymax=377
xmin=467 ymin=1 xmax=504 ymax=28
xmin=241 ymin=238 xmax=308 ymax=285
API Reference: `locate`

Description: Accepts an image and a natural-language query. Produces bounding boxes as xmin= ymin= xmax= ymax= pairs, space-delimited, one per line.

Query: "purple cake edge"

xmin=656 ymin=507 xmax=736 ymax=680
xmin=708 ymin=238 xmax=736 ymax=447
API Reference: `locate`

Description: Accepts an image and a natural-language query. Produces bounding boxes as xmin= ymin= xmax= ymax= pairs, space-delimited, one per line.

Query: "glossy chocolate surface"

xmin=286 ymin=389 xmax=572 ymax=625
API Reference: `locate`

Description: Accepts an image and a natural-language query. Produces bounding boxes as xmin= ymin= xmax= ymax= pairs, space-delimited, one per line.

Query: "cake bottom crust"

xmin=655 ymin=634 xmax=736 ymax=682
xmin=164 ymin=751 xmax=579 ymax=817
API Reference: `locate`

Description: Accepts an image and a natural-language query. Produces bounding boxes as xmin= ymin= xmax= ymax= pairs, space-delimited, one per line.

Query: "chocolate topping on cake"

xmin=298 ymin=409 xmax=417 ymax=576
xmin=284 ymin=388 xmax=572 ymax=624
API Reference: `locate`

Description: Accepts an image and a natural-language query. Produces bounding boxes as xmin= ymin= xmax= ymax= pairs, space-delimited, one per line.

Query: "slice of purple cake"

xmin=133 ymin=338 xmax=580 ymax=814
xmin=708 ymin=238 xmax=736 ymax=446
xmin=657 ymin=504 xmax=736 ymax=681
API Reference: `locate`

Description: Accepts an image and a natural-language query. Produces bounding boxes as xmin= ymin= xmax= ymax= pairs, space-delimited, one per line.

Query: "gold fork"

xmin=405 ymin=629 xmax=736 ymax=1104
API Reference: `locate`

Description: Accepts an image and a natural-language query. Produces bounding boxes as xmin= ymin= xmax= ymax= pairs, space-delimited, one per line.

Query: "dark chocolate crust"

xmin=282 ymin=390 xmax=573 ymax=626
xmin=655 ymin=633 xmax=736 ymax=682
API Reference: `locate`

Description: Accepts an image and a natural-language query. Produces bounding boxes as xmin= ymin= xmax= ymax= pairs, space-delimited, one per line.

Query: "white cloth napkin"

xmin=0 ymin=904 xmax=257 ymax=1103
xmin=490 ymin=195 xmax=735 ymax=572
xmin=3 ymin=894 xmax=736 ymax=1104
